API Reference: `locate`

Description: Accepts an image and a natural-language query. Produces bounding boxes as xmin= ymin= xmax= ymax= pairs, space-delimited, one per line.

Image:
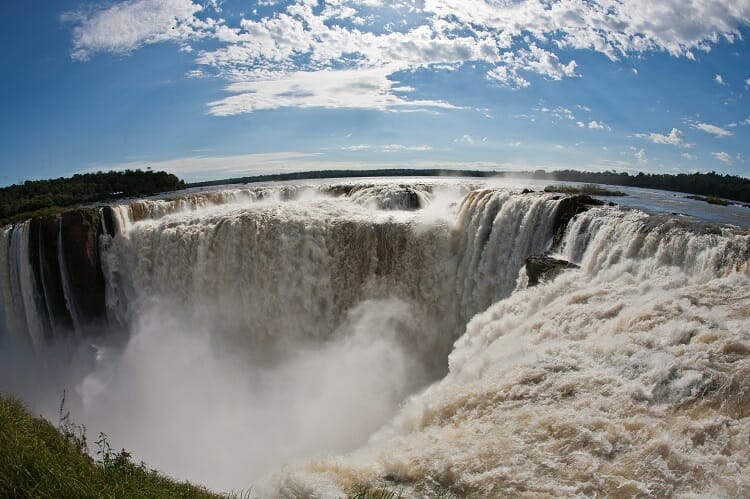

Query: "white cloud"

xmin=715 ymin=74 xmax=726 ymax=85
xmin=208 ymin=68 xmax=459 ymax=115
xmin=85 ymin=151 xmax=326 ymax=178
xmin=712 ymin=151 xmax=732 ymax=163
xmin=536 ymin=106 xmax=575 ymax=121
xmin=688 ymin=121 xmax=733 ymax=137
xmin=65 ymin=0 xmax=214 ymax=60
xmin=587 ymin=120 xmax=611 ymax=131
xmin=635 ymin=148 xmax=648 ymax=164
xmin=335 ymin=144 xmax=433 ymax=152
xmin=67 ymin=0 xmax=750 ymax=114
xmin=635 ymin=128 xmax=692 ymax=148
xmin=380 ymin=144 xmax=433 ymax=152
xmin=455 ymin=134 xmax=475 ymax=144
xmin=86 ymin=153 xmax=561 ymax=182
xmin=422 ymin=0 xmax=750 ymax=60
xmin=578 ymin=120 xmax=610 ymax=130
xmin=746 ymin=78 xmax=750 ymax=88
xmin=681 ymin=152 xmax=697 ymax=160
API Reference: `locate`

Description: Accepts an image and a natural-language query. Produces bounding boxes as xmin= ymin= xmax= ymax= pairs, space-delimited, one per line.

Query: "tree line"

xmin=189 ymin=168 xmax=750 ymax=204
xmin=0 ymin=170 xmax=185 ymax=225
xmin=533 ymin=169 xmax=750 ymax=203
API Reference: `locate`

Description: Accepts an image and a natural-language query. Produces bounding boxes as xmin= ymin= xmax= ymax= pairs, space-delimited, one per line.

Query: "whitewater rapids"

xmin=1 ymin=178 xmax=749 ymax=497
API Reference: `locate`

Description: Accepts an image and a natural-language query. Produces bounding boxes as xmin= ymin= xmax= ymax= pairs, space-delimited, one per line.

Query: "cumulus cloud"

xmin=635 ymin=128 xmax=692 ymax=148
xmin=67 ymin=0 xmax=750 ymax=114
xmin=422 ymin=0 xmax=750 ymax=60
xmin=715 ymin=74 xmax=726 ymax=85
xmin=687 ymin=121 xmax=733 ymax=137
xmin=681 ymin=152 xmax=697 ymax=160
xmin=586 ymin=120 xmax=611 ymax=131
xmin=712 ymin=151 xmax=732 ymax=163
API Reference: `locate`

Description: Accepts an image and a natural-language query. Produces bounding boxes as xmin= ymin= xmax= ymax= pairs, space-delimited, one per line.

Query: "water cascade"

xmin=1 ymin=179 xmax=748 ymax=496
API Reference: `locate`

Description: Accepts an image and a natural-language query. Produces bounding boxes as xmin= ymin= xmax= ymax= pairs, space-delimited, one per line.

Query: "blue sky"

xmin=1 ymin=0 xmax=749 ymax=185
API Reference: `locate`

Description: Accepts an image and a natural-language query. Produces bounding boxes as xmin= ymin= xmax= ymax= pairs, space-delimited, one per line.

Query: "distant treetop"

xmin=0 ymin=169 xmax=185 ymax=225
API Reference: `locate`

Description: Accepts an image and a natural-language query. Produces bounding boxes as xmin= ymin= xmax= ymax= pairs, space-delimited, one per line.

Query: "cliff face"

xmin=2 ymin=207 xmax=110 ymax=342
xmin=551 ymin=194 xmax=604 ymax=247
xmin=1 ymin=191 xmax=608 ymax=346
xmin=35 ymin=216 xmax=74 ymax=334
xmin=59 ymin=209 xmax=107 ymax=326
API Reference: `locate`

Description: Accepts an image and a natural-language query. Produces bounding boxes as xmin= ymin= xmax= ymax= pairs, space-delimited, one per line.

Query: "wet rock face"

xmin=59 ymin=209 xmax=106 ymax=325
xmin=37 ymin=216 xmax=74 ymax=332
xmin=525 ymin=254 xmax=579 ymax=286
xmin=551 ymin=195 xmax=604 ymax=247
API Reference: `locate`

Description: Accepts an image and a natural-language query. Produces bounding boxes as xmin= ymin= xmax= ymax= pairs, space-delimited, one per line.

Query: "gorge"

xmin=1 ymin=178 xmax=749 ymax=497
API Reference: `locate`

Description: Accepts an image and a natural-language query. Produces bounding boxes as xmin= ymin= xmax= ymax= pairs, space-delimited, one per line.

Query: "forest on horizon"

xmin=0 ymin=170 xmax=184 ymax=226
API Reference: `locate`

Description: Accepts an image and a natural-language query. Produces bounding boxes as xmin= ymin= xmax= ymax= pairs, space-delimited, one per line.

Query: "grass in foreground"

xmin=0 ymin=394 xmax=222 ymax=499
xmin=544 ymin=183 xmax=626 ymax=196
xmin=0 ymin=393 xmax=454 ymax=499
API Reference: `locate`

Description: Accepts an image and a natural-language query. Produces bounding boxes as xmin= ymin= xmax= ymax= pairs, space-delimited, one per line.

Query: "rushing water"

xmin=0 ymin=178 xmax=749 ymax=496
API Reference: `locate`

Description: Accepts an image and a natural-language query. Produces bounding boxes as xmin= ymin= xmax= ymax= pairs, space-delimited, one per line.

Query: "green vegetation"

xmin=0 ymin=393 xmax=220 ymax=498
xmin=0 ymin=392 xmax=466 ymax=498
xmin=543 ymin=183 xmax=626 ymax=196
xmin=535 ymin=169 xmax=750 ymax=203
xmin=0 ymin=170 xmax=185 ymax=226
xmin=686 ymin=194 xmax=731 ymax=206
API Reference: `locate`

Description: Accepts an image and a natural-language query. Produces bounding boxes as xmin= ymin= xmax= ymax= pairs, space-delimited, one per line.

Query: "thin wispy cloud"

xmin=455 ymin=135 xmax=475 ymax=144
xmin=687 ymin=121 xmax=733 ymax=138
xmin=332 ymin=144 xmax=434 ymax=153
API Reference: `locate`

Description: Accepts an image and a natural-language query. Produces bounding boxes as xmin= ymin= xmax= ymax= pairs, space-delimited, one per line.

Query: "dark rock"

xmin=60 ymin=208 xmax=106 ymax=325
xmin=551 ymin=195 xmax=605 ymax=248
xmin=26 ymin=218 xmax=52 ymax=338
xmin=101 ymin=206 xmax=117 ymax=237
xmin=37 ymin=216 xmax=74 ymax=333
xmin=525 ymin=254 xmax=579 ymax=286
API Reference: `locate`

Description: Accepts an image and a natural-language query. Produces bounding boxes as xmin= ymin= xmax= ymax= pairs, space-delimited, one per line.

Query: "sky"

xmin=1 ymin=0 xmax=750 ymax=185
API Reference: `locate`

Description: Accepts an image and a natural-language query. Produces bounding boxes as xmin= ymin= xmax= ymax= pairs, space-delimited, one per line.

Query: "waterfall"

xmin=1 ymin=179 xmax=748 ymax=496
xmin=286 ymin=203 xmax=750 ymax=498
